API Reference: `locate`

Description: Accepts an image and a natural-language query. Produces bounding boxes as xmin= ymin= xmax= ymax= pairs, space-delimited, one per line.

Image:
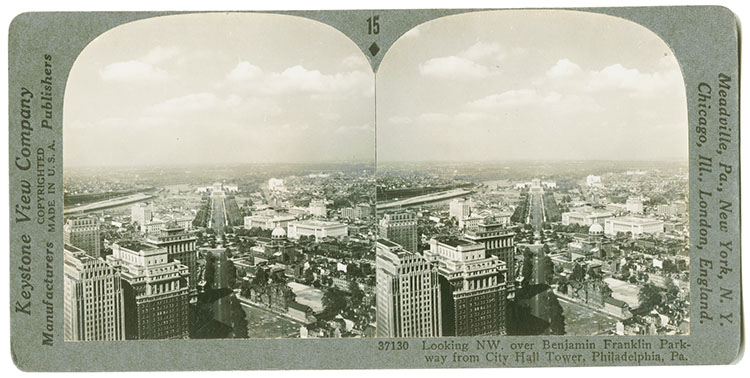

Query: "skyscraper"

xmin=425 ymin=236 xmax=508 ymax=336
xmin=108 ymin=240 xmax=190 ymax=340
xmin=64 ymin=244 xmax=125 ymax=341
xmin=464 ymin=219 xmax=516 ymax=289
xmin=449 ymin=198 xmax=471 ymax=222
xmin=63 ymin=216 xmax=101 ymax=258
xmin=309 ymin=199 xmax=327 ymax=218
xmin=146 ymin=225 xmax=199 ymax=294
xmin=131 ymin=203 xmax=153 ymax=230
xmin=376 ymin=239 xmax=442 ymax=337
xmin=378 ymin=211 xmax=418 ymax=253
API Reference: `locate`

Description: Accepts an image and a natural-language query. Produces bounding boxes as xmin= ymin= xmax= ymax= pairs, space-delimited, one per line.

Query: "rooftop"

xmin=376 ymin=239 xmax=400 ymax=248
xmin=64 ymin=244 xmax=85 ymax=253
xmin=292 ymin=219 xmax=346 ymax=227
xmin=434 ymin=236 xmax=477 ymax=248
xmin=117 ymin=240 xmax=157 ymax=251
xmin=610 ymin=216 xmax=662 ymax=225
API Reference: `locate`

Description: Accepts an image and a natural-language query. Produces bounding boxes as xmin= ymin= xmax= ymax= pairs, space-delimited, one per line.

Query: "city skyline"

xmin=61 ymin=10 xmax=691 ymax=342
xmin=377 ymin=10 xmax=688 ymax=162
xmin=64 ymin=13 xmax=375 ymax=168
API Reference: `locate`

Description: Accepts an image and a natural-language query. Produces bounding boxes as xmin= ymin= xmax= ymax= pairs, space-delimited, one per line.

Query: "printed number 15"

xmin=367 ymin=15 xmax=380 ymax=35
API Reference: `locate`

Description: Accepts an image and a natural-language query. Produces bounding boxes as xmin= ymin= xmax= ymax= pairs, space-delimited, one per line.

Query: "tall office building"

xmin=464 ymin=219 xmax=516 ymax=287
xmin=425 ymin=236 xmax=508 ymax=336
xmin=379 ymin=211 xmax=418 ymax=253
xmin=309 ymin=200 xmax=327 ymax=218
xmin=626 ymin=197 xmax=644 ymax=214
xmin=146 ymin=225 xmax=199 ymax=294
xmin=63 ymin=216 xmax=101 ymax=258
xmin=131 ymin=203 xmax=153 ymax=229
xmin=376 ymin=239 xmax=442 ymax=337
xmin=449 ymin=198 xmax=471 ymax=221
xmin=64 ymin=244 xmax=125 ymax=341
xmin=108 ymin=240 xmax=190 ymax=340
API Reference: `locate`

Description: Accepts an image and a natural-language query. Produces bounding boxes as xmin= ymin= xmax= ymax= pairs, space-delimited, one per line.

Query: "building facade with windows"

xmin=464 ymin=220 xmax=516 ymax=287
xmin=108 ymin=240 xmax=190 ymax=340
xmin=64 ymin=244 xmax=125 ymax=341
xmin=604 ymin=217 xmax=664 ymax=237
xmin=146 ymin=226 xmax=199 ymax=294
xmin=287 ymin=220 xmax=348 ymax=240
xmin=425 ymin=236 xmax=508 ymax=336
xmin=376 ymin=239 xmax=442 ymax=337
xmin=63 ymin=216 xmax=101 ymax=258
xmin=378 ymin=211 xmax=418 ymax=254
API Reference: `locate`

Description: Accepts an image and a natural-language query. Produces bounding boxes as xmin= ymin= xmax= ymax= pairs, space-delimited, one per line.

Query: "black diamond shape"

xmin=369 ymin=42 xmax=380 ymax=56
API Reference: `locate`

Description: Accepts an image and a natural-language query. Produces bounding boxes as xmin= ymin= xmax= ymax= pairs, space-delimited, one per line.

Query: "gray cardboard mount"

xmin=7 ymin=7 xmax=742 ymax=371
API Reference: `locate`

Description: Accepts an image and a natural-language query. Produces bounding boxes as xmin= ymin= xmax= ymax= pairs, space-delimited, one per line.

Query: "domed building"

xmin=271 ymin=226 xmax=287 ymax=240
xmin=588 ymin=223 xmax=604 ymax=235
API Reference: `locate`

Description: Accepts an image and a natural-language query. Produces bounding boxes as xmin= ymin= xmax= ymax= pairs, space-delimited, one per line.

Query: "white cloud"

xmin=466 ymin=89 xmax=561 ymax=110
xmin=454 ymin=112 xmax=500 ymax=123
xmin=266 ymin=65 xmax=371 ymax=95
xmin=145 ymin=92 xmax=282 ymax=121
xmin=97 ymin=117 xmax=129 ymax=127
xmin=148 ymin=92 xmax=239 ymax=114
xmin=537 ymin=59 xmax=683 ymax=99
xmin=341 ymin=54 xmax=368 ymax=69
xmin=419 ymin=56 xmax=490 ymax=80
xmin=546 ymin=58 xmax=582 ymax=78
xmin=585 ymin=64 xmax=682 ymax=95
xmin=388 ymin=115 xmax=413 ymax=125
xmin=99 ymin=46 xmax=181 ymax=82
xmin=99 ymin=60 xmax=171 ymax=82
xmin=319 ymin=112 xmax=341 ymax=121
xmin=416 ymin=113 xmax=451 ymax=123
xmin=459 ymin=42 xmax=505 ymax=61
xmin=226 ymin=61 xmax=263 ymax=80
xmin=417 ymin=42 xmax=509 ymax=80
xmin=335 ymin=124 xmax=373 ymax=133
xmin=141 ymin=46 xmax=181 ymax=64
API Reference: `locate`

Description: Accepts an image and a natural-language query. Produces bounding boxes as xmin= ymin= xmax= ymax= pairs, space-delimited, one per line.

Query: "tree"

xmin=662 ymin=260 xmax=679 ymax=274
xmin=665 ymin=279 xmax=680 ymax=302
xmin=204 ymin=253 xmax=216 ymax=289
xmin=570 ymin=263 xmax=585 ymax=282
xmin=349 ymin=281 xmax=365 ymax=307
xmin=547 ymin=295 xmax=566 ymax=335
xmin=347 ymin=263 xmax=362 ymax=278
xmin=252 ymin=267 xmax=268 ymax=287
xmin=303 ymin=269 xmax=315 ymax=285
xmin=226 ymin=260 xmax=237 ymax=289
xmin=542 ymin=255 xmax=554 ymax=285
xmin=638 ymin=284 xmax=663 ymax=311
xmin=587 ymin=266 xmax=601 ymax=280
xmin=521 ymin=248 xmax=534 ymax=286
xmin=322 ymin=287 xmax=348 ymax=315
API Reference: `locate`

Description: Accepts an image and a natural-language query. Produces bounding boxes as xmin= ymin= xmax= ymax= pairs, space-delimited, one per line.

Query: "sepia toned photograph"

xmin=6 ymin=5 xmax=742 ymax=371
xmin=63 ymin=13 xmax=376 ymax=340
xmin=376 ymin=10 xmax=690 ymax=338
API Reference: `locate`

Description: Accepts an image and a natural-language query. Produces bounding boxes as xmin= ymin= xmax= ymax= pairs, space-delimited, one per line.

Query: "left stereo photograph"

xmin=62 ymin=13 xmax=376 ymax=341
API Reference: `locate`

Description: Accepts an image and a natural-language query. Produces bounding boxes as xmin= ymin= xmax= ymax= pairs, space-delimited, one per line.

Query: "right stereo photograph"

xmin=375 ymin=10 xmax=689 ymax=338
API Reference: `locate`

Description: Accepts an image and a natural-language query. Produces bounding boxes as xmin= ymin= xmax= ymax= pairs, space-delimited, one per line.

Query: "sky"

xmin=64 ymin=13 xmax=374 ymax=167
xmin=377 ymin=10 xmax=689 ymax=162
